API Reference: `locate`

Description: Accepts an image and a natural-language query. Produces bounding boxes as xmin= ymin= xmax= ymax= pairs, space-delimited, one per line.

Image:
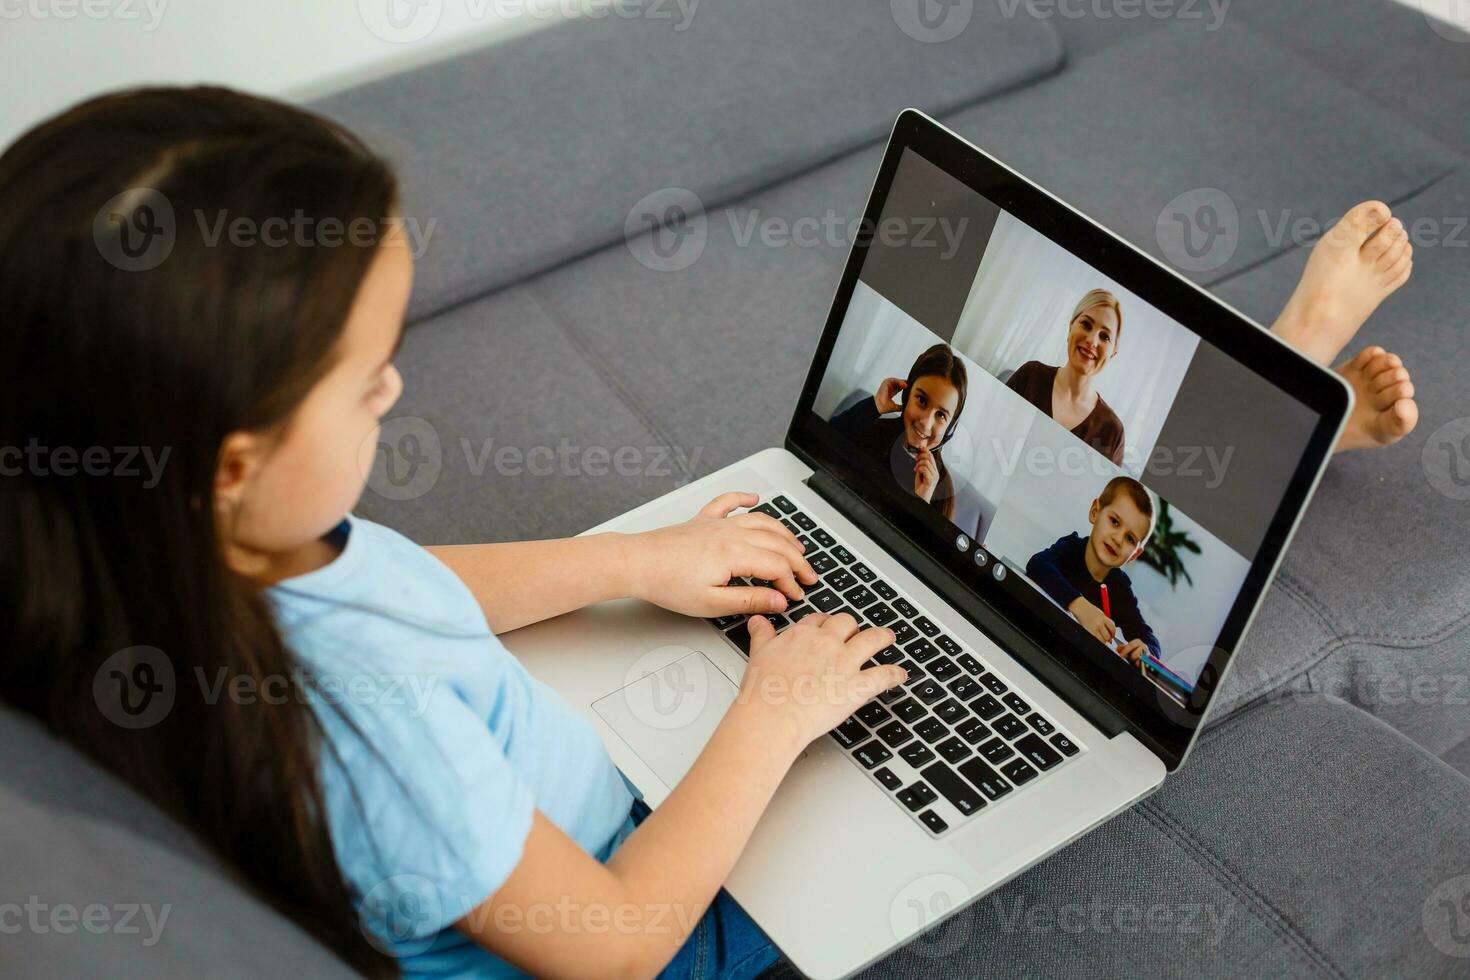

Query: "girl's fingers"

xmin=820 ymin=612 xmax=861 ymax=640
xmin=733 ymin=546 xmax=803 ymax=591
xmin=720 ymin=586 xmax=788 ymax=616
xmin=734 ymin=511 xmax=803 ymax=548
xmin=699 ymin=491 xmax=759 ymax=519
xmin=736 ymin=527 xmax=816 ymax=584
xmin=745 ymin=611 xmax=778 ymax=649
xmin=845 ymin=624 xmax=897 ymax=665
xmin=854 ymin=664 xmax=909 ymax=701
xmin=769 ymin=573 xmax=806 ymax=602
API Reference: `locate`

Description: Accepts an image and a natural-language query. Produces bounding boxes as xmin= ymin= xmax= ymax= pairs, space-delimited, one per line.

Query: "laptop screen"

xmin=791 ymin=114 xmax=1347 ymax=765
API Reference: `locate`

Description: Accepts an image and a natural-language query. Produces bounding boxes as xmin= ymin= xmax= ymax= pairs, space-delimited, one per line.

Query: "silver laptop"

xmin=506 ymin=110 xmax=1351 ymax=979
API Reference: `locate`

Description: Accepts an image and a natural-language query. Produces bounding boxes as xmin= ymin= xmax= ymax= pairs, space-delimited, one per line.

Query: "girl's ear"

xmin=215 ymin=430 xmax=264 ymax=515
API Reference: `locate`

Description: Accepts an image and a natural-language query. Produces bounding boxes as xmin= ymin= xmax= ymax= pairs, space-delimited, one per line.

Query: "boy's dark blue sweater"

xmin=1025 ymin=532 xmax=1161 ymax=660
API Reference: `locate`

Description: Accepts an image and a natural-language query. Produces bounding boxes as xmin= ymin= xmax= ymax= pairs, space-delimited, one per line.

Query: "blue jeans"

xmin=629 ymin=800 xmax=782 ymax=980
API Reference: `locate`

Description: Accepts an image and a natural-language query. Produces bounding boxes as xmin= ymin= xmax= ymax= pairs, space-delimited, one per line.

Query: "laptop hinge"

xmin=807 ymin=469 xmax=1128 ymax=739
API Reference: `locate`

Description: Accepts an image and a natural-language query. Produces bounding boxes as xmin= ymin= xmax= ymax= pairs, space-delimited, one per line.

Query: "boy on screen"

xmin=1026 ymin=476 xmax=1161 ymax=665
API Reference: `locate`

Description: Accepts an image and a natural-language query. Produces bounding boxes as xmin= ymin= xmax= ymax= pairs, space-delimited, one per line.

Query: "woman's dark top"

xmin=1005 ymin=361 xmax=1125 ymax=465
xmin=829 ymin=398 xmax=956 ymax=521
xmin=1025 ymin=533 xmax=1161 ymax=660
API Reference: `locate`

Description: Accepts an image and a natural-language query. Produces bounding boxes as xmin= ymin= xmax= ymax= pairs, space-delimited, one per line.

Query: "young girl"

xmin=0 ymin=88 xmax=904 ymax=979
xmin=0 ymin=87 xmax=1418 ymax=980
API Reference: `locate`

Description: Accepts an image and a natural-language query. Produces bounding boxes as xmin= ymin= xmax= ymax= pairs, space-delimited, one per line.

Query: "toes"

xmin=1372 ymin=364 xmax=1410 ymax=393
xmin=1344 ymin=200 xmax=1393 ymax=245
xmin=1375 ymin=378 xmax=1415 ymax=409
xmin=1372 ymin=223 xmax=1411 ymax=270
xmin=1392 ymin=397 xmax=1420 ymax=437
xmin=1389 ymin=258 xmax=1414 ymax=290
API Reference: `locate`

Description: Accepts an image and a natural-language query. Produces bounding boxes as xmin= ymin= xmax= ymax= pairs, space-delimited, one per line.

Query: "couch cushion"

xmin=352 ymin=286 xmax=700 ymax=544
xmin=309 ymin=0 xmax=1064 ymax=321
xmin=0 ymin=707 xmax=358 ymax=978
xmin=860 ymin=694 xmax=1470 ymax=979
xmin=1206 ymin=168 xmax=1470 ymax=756
xmin=936 ymin=18 xmax=1461 ymax=288
xmin=1234 ymin=0 xmax=1470 ymax=158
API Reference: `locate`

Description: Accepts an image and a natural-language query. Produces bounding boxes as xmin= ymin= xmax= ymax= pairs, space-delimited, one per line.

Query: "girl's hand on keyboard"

xmin=622 ymin=492 xmax=819 ymax=618
xmin=738 ymin=612 xmax=906 ymax=749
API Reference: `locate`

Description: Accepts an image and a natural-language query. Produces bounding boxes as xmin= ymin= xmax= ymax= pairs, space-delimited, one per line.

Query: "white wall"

xmin=0 ymin=0 xmax=577 ymax=149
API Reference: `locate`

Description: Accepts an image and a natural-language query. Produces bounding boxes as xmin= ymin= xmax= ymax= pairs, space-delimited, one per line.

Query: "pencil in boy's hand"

xmin=1100 ymin=584 xmax=1111 ymax=620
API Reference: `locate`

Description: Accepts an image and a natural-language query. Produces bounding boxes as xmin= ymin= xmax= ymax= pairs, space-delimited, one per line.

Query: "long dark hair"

xmin=904 ymin=343 xmax=968 ymax=521
xmin=0 ymin=87 xmax=398 ymax=977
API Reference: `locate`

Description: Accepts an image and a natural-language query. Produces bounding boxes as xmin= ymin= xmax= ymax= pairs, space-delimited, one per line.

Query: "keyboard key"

xmin=876 ymin=721 xmax=914 ymax=748
xmin=874 ymin=645 xmax=904 ymax=665
xmin=897 ymin=660 xmax=923 ymax=682
xmin=852 ymin=741 xmax=892 ymax=769
xmin=928 ymin=657 xmax=960 ymax=682
xmin=825 ymin=568 xmax=858 ymax=592
xmin=958 ymin=758 xmax=1014 ymax=800
xmin=933 ymin=699 xmax=968 ymax=725
xmin=936 ymin=736 xmax=973 ymax=764
xmin=873 ymin=766 xmax=902 ymax=791
xmin=973 ymin=694 xmax=1004 ymax=720
xmin=1027 ymin=713 xmax=1056 ymax=736
xmin=834 ymin=607 xmax=861 ymax=622
xmin=980 ymin=673 xmax=1008 ymax=695
xmin=831 ymin=718 xmax=867 ymax=748
xmin=808 ymin=589 xmax=842 ymax=613
xmin=905 ymin=638 xmax=940 ymax=663
xmin=1050 ymin=733 xmax=1080 ymax=757
xmin=808 ymin=552 xmax=838 ymax=574
xmin=811 ymin=528 xmax=835 ymax=547
xmin=957 ymin=653 xmax=985 ymax=675
xmin=891 ymin=621 xmax=918 ymax=645
xmin=781 ymin=518 xmax=799 ymax=535
xmin=751 ymin=503 xmax=781 ymax=519
xmin=1001 ymin=758 xmax=1038 ymax=786
xmin=710 ymin=614 xmax=744 ymax=630
xmin=856 ymin=702 xmax=890 ymax=727
xmin=915 ymin=718 xmax=948 ymax=743
xmin=844 ymin=585 xmax=877 ymax=609
xmin=899 ymin=742 xmax=935 ymax=768
xmin=910 ymin=681 xmax=946 ymax=706
xmin=994 ymin=714 xmax=1027 ymax=740
xmin=893 ymin=698 xmax=927 ymax=724
xmin=789 ymin=605 xmax=817 ymax=623
xmin=1002 ymin=693 xmax=1031 ymax=716
xmin=872 ymin=580 xmax=897 ymax=601
xmin=898 ymin=782 xmax=938 ymax=812
xmin=866 ymin=603 xmax=897 ymax=626
xmin=1015 ymin=733 xmax=1063 ymax=771
xmin=830 ymin=545 xmax=856 ymax=565
xmin=948 ymin=676 xmax=982 ymax=702
xmin=956 ymin=717 xmax=991 ymax=744
xmin=724 ymin=621 xmax=752 ymax=654
xmin=772 ymin=495 xmax=797 ymax=514
xmin=878 ymin=684 xmax=908 ymax=705
xmin=792 ymin=512 xmax=817 ymax=532
xmin=796 ymin=535 xmax=814 ymax=551
xmin=892 ymin=598 xmax=918 ymax=619
xmin=979 ymin=738 xmax=1015 ymax=765
xmin=913 ymin=616 xmax=940 ymax=637
xmin=920 ymin=761 xmax=986 ymax=817
xmin=756 ymin=613 xmax=788 ymax=630
xmin=935 ymin=634 xmax=963 ymax=657
xmin=918 ymin=810 xmax=948 ymax=834
xmin=851 ymin=562 xmax=876 ymax=583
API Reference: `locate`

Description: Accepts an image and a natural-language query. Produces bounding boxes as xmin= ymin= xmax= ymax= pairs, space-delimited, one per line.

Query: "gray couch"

xmin=6 ymin=1 xmax=1470 ymax=976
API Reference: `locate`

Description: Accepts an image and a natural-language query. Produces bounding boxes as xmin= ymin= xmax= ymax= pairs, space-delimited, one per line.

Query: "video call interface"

xmin=812 ymin=149 xmax=1321 ymax=709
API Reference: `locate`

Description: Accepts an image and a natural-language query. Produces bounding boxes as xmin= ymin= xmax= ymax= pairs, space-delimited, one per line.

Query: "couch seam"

xmin=519 ymin=289 xmax=698 ymax=481
xmin=1135 ymin=799 xmax=1349 ymax=980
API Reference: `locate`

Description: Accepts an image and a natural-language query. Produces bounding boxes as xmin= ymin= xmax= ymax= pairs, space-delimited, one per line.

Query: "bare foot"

xmin=1334 ymin=346 xmax=1419 ymax=453
xmin=1271 ymin=201 xmax=1413 ymax=365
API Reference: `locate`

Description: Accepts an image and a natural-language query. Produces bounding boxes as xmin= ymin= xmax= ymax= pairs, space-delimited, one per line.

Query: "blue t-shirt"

xmin=269 ymin=516 xmax=635 ymax=977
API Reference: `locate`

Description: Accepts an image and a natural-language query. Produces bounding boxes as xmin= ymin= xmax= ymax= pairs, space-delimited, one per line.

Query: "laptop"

xmin=506 ymin=110 xmax=1351 ymax=978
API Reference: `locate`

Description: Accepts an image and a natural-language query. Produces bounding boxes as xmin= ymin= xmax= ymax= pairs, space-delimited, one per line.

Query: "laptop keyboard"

xmin=707 ymin=494 xmax=1083 ymax=838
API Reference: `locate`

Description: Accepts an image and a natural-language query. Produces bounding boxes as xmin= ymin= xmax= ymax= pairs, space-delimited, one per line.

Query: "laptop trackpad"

xmin=593 ymin=650 xmax=740 ymax=790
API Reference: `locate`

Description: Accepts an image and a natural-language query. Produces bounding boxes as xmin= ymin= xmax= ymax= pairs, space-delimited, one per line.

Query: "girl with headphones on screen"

xmin=829 ymin=343 xmax=969 ymax=522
